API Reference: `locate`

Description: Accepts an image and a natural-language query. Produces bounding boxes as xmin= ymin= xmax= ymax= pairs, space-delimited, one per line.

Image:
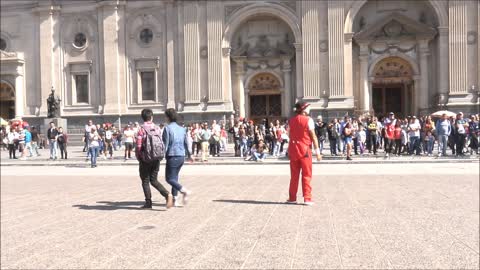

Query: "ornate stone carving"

xmin=248 ymin=73 xmax=280 ymax=91
xmin=47 ymin=87 xmax=61 ymax=118
xmin=224 ymin=4 xmax=246 ymax=21
xmin=231 ymin=34 xmax=294 ymax=58
xmin=372 ymin=57 xmax=414 ymax=84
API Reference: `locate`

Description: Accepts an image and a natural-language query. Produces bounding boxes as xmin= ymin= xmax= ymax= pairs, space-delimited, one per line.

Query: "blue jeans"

xmin=253 ymin=152 xmax=265 ymax=161
xmin=438 ymin=134 xmax=448 ymax=155
xmin=49 ymin=140 xmax=57 ymax=159
xmin=89 ymin=146 xmax=99 ymax=166
xmin=165 ymin=156 xmax=185 ymax=197
xmin=426 ymin=138 xmax=434 ymax=154
xmin=409 ymin=136 xmax=420 ymax=155
xmin=240 ymin=138 xmax=248 ymax=157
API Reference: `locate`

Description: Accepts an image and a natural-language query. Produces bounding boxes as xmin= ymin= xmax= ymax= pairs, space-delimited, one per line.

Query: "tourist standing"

xmin=384 ymin=112 xmax=396 ymax=158
xmin=88 ymin=127 xmax=100 ymax=168
xmin=343 ymin=122 xmax=354 ymax=161
xmin=408 ymin=117 xmax=421 ymax=155
xmin=135 ymin=108 xmax=173 ymax=209
xmin=7 ymin=127 xmax=17 ymax=159
xmin=314 ymin=116 xmax=327 ymax=155
xmin=200 ymin=123 xmax=211 ymax=162
xmin=286 ymin=102 xmax=321 ymax=206
xmin=57 ymin=127 xmax=68 ymax=159
xmin=29 ymin=127 xmax=40 ymax=157
xmin=435 ymin=113 xmax=451 ymax=157
xmin=124 ymin=125 xmax=135 ymax=160
xmin=47 ymin=122 xmax=58 ymax=160
xmin=454 ymin=112 xmax=468 ymax=156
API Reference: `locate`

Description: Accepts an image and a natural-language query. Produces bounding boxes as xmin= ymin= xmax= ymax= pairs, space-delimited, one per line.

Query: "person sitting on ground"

xmin=245 ymin=138 xmax=269 ymax=162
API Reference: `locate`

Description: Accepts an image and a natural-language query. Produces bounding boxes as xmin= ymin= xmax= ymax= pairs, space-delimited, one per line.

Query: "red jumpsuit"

xmin=288 ymin=114 xmax=313 ymax=202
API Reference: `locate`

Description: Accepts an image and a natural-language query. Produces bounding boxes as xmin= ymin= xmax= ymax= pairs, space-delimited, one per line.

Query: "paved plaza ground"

xmin=1 ymin=163 xmax=479 ymax=269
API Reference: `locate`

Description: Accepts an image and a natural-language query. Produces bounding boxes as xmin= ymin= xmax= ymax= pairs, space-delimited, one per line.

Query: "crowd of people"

xmin=1 ymin=111 xmax=479 ymax=163
xmin=317 ymin=112 xmax=479 ymax=160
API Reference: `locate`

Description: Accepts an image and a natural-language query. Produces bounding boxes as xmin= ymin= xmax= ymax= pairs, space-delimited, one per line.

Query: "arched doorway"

xmin=371 ymin=57 xmax=414 ymax=117
xmin=247 ymin=73 xmax=282 ymax=123
xmin=0 ymin=81 xmax=15 ymax=120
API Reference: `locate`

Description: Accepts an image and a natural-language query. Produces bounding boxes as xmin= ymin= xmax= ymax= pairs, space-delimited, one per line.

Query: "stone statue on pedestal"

xmin=47 ymin=87 xmax=61 ymax=118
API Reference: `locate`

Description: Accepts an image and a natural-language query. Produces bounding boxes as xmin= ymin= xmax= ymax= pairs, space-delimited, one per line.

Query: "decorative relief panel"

xmin=371 ymin=57 xmax=414 ymax=84
xmin=248 ymin=73 xmax=281 ymax=91
xmin=61 ymin=15 xmax=97 ymax=53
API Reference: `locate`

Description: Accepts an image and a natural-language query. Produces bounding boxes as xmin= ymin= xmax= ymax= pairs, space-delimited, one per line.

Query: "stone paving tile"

xmin=1 ymin=166 xmax=478 ymax=269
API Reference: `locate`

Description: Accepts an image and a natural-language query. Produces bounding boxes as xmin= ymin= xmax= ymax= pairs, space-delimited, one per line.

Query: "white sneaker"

xmin=304 ymin=201 xmax=315 ymax=206
xmin=181 ymin=188 xmax=191 ymax=205
xmin=385 ymin=153 xmax=389 ymax=158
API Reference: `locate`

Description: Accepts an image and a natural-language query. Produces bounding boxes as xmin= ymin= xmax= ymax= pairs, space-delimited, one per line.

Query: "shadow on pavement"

xmin=212 ymin=199 xmax=300 ymax=206
xmin=72 ymin=201 xmax=166 ymax=211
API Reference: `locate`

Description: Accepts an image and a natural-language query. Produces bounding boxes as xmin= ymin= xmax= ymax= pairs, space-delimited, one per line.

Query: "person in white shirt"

xmin=407 ymin=117 xmax=421 ymax=155
xmin=124 ymin=125 xmax=135 ymax=160
xmin=105 ymin=126 xmax=114 ymax=159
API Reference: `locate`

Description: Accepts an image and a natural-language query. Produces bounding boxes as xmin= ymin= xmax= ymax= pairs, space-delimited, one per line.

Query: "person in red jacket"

xmin=287 ymin=102 xmax=322 ymax=206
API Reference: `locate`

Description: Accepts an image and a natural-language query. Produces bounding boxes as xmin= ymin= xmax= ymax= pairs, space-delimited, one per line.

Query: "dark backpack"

xmin=140 ymin=124 xmax=165 ymax=162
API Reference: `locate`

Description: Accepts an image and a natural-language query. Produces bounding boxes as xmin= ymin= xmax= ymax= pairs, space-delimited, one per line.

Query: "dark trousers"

xmin=59 ymin=143 xmax=68 ymax=159
xmin=209 ymin=142 xmax=220 ymax=156
xmin=369 ymin=135 xmax=378 ymax=154
xmin=165 ymin=156 xmax=185 ymax=197
xmin=192 ymin=141 xmax=201 ymax=155
xmin=139 ymin=160 xmax=169 ymax=200
xmin=329 ymin=138 xmax=337 ymax=155
xmin=455 ymin=133 xmax=466 ymax=155
xmin=394 ymin=139 xmax=402 ymax=155
xmin=8 ymin=144 xmax=16 ymax=158
xmin=353 ymin=137 xmax=359 ymax=155
xmin=385 ymin=138 xmax=395 ymax=154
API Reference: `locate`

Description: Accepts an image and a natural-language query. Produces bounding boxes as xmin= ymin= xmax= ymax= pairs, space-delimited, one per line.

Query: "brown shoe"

xmin=166 ymin=194 xmax=174 ymax=209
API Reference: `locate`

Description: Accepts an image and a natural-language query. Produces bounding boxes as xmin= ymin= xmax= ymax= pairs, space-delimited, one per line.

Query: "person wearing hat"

xmin=286 ymin=101 xmax=322 ymax=206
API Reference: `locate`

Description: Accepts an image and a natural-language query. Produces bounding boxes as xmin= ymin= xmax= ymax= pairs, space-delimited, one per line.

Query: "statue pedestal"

xmin=44 ymin=118 xmax=68 ymax=132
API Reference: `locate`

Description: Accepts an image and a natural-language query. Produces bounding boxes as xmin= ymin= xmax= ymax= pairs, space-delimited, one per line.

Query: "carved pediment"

xmin=354 ymin=12 xmax=437 ymax=43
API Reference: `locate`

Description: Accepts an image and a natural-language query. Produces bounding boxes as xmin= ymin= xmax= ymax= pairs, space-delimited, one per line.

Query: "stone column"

xmin=15 ymin=70 xmax=25 ymax=118
xmin=99 ymin=1 xmax=127 ymax=114
xmin=35 ymin=4 xmax=61 ymax=116
xmin=449 ymin=1 xmax=468 ymax=95
xmin=437 ymin=27 xmax=449 ymax=105
xmin=327 ymin=0 xmax=344 ymax=97
xmin=282 ymin=57 xmax=292 ymax=118
xmin=183 ymin=1 xmax=201 ymax=104
xmin=206 ymin=1 xmax=224 ymax=102
xmin=418 ymin=40 xmax=430 ymax=112
xmin=359 ymin=44 xmax=370 ymax=112
xmin=166 ymin=2 xmax=176 ymax=108
xmin=301 ymin=1 xmax=321 ymax=99
xmin=233 ymin=58 xmax=246 ymax=117
xmin=293 ymin=43 xmax=303 ymax=101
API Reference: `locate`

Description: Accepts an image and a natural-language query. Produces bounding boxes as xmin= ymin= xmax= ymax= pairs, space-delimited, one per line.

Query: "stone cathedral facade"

xmin=0 ymin=0 xmax=479 ymax=127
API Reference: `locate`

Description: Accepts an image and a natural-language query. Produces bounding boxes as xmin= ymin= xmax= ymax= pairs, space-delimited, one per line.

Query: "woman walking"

xmin=163 ymin=108 xmax=193 ymax=207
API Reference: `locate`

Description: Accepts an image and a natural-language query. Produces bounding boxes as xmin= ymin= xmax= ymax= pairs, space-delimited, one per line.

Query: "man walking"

xmin=435 ymin=113 xmax=451 ymax=157
xmin=135 ymin=108 xmax=173 ymax=209
xmin=287 ymin=102 xmax=322 ymax=206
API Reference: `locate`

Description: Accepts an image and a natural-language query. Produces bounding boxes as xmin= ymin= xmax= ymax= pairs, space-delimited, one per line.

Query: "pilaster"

xmin=301 ymin=1 xmax=322 ymax=99
xmin=448 ymin=0 xmax=472 ymax=106
xmin=293 ymin=43 xmax=303 ymax=101
xmin=418 ymin=40 xmax=430 ymax=111
xmin=166 ymin=2 xmax=176 ymax=108
xmin=327 ymin=0 xmax=344 ymax=98
xmin=183 ymin=1 xmax=201 ymax=105
xmin=206 ymin=1 xmax=224 ymax=103
xmin=35 ymin=5 xmax=61 ymax=117
xmin=100 ymin=1 xmax=127 ymax=114
xmin=448 ymin=0 xmax=468 ymax=94
xmin=359 ymin=43 xmax=370 ymax=113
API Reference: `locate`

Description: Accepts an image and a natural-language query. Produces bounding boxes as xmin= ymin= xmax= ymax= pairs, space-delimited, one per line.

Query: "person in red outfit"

xmin=287 ymin=102 xmax=322 ymax=206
